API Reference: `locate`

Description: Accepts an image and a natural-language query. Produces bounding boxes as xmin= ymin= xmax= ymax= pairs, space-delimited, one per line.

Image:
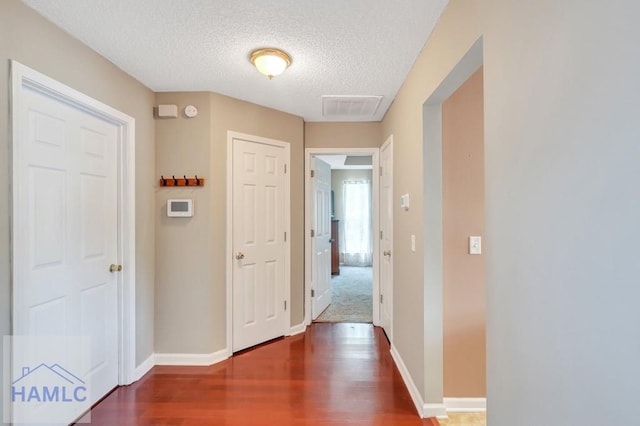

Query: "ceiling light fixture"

xmin=250 ymin=48 xmax=292 ymax=79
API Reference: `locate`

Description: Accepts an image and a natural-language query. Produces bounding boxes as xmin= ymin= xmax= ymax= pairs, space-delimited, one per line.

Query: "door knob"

xmin=383 ymin=250 xmax=391 ymax=257
xmin=109 ymin=264 xmax=123 ymax=273
xmin=329 ymin=238 xmax=335 ymax=243
xmin=235 ymin=252 xmax=245 ymax=260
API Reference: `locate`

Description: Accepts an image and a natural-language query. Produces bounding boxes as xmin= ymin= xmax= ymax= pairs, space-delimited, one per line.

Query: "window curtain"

xmin=342 ymin=180 xmax=372 ymax=266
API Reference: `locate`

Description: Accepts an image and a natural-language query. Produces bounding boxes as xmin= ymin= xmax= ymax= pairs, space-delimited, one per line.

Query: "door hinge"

xmin=380 ymin=230 xmax=383 ymax=240
xmin=284 ymin=231 xmax=287 ymax=242
xmin=311 ymin=229 xmax=315 ymax=237
xmin=380 ymin=294 xmax=383 ymax=304
xmin=311 ymin=289 xmax=315 ymax=297
xmin=284 ymin=163 xmax=287 ymax=174
xmin=380 ymin=166 xmax=383 ymax=176
xmin=284 ymin=300 xmax=287 ymax=310
xmin=311 ymin=170 xmax=315 ymax=178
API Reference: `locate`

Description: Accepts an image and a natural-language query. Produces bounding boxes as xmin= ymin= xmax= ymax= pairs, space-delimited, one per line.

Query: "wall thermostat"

xmin=184 ymin=105 xmax=198 ymax=118
xmin=167 ymin=199 xmax=193 ymax=217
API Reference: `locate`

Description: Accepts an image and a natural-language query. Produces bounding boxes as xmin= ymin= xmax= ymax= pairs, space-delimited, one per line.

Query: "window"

xmin=342 ymin=180 xmax=372 ymax=266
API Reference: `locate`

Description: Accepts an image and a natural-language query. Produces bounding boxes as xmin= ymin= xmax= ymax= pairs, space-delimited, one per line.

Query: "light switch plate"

xmin=469 ymin=236 xmax=482 ymax=255
xmin=400 ymin=194 xmax=410 ymax=210
xmin=411 ymin=234 xmax=416 ymax=252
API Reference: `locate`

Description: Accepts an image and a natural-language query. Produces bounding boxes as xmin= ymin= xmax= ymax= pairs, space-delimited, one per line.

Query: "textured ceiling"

xmin=22 ymin=0 xmax=448 ymax=122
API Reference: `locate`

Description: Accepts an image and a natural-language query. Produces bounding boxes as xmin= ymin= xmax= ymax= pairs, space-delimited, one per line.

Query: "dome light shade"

xmin=250 ymin=48 xmax=292 ymax=79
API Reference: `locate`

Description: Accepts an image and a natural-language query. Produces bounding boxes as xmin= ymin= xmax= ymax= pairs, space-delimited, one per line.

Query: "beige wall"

xmin=305 ymin=122 xmax=381 ymax=148
xmin=155 ymin=92 xmax=215 ymax=353
xmin=381 ymin=1 xmax=484 ymax=403
xmin=0 ymin=0 xmax=156 ymax=419
xmin=154 ymin=92 xmax=304 ymax=355
xmin=442 ymin=68 xmax=485 ymax=398
xmin=384 ymin=0 xmax=640 ymax=423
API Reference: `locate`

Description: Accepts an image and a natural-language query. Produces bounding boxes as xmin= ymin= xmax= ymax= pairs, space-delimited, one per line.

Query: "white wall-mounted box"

xmin=167 ymin=199 xmax=193 ymax=217
xmin=157 ymin=104 xmax=178 ymax=118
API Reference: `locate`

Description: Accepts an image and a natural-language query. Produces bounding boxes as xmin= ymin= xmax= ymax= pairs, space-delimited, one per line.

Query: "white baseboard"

xmin=288 ymin=322 xmax=307 ymax=336
xmin=444 ymin=397 xmax=486 ymax=412
xmin=390 ymin=344 xmax=426 ymax=417
xmin=425 ymin=403 xmax=448 ymax=419
xmin=154 ymin=348 xmax=229 ymax=366
xmin=134 ymin=353 xmax=155 ymax=381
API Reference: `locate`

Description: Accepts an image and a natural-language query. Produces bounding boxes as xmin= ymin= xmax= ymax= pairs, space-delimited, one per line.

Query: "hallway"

xmin=87 ymin=323 xmax=439 ymax=425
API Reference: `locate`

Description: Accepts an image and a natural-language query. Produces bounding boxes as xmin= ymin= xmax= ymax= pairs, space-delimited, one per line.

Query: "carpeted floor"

xmin=314 ymin=266 xmax=372 ymax=323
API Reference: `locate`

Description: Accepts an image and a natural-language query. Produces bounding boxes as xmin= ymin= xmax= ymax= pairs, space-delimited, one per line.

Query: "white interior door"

xmin=311 ymin=157 xmax=332 ymax=319
xmin=12 ymin=82 xmax=120 ymax=419
xmin=232 ymin=137 xmax=288 ymax=352
xmin=379 ymin=139 xmax=394 ymax=339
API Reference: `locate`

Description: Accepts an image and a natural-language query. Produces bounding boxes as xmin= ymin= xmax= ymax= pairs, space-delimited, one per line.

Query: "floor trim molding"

xmin=154 ymin=348 xmax=229 ymax=366
xmin=425 ymin=403 xmax=448 ymax=419
xmin=444 ymin=397 xmax=487 ymax=412
xmin=288 ymin=322 xmax=307 ymax=336
xmin=134 ymin=353 xmax=155 ymax=381
xmin=390 ymin=344 xmax=426 ymax=417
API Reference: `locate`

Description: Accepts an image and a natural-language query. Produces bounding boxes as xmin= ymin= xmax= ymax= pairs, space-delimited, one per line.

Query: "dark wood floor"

xmin=87 ymin=323 xmax=439 ymax=425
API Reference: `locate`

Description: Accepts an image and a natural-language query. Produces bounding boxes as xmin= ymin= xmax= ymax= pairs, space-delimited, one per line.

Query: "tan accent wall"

xmin=305 ymin=122 xmax=381 ymax=148
xmin=154 ymin=92 xmax=304 ymax=354
xmin=0 ymin=2 xmax=156 ymax=405
xmin=442 ymin=68 xmax=485 ymax=397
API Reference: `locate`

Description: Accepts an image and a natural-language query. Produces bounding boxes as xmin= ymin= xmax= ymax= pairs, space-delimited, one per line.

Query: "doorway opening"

xmin=315 ymin=155 xmax=373 ymax=323
xmin=304 ymin=148 xmax=381 ymax=327
xmin=441 ymin=67 xmax=486 ymax=407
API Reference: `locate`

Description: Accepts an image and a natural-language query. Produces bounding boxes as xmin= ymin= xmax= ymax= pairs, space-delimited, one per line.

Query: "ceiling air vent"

xmin=322 ymin=95 xmax=383 ymax=118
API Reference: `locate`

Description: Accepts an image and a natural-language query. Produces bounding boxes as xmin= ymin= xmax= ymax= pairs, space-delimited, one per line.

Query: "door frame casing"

xmin=10 ymin=60 xmax=137 ymax=385
xmin=304 ymin=148 xmax=380 ymax=327
xmin=226 ymin=131 xmax=291 ymax=355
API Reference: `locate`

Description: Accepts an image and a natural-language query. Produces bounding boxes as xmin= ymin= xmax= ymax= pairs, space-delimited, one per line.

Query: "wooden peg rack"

xmin=159 ymin=175 xmax=205 ymax=187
